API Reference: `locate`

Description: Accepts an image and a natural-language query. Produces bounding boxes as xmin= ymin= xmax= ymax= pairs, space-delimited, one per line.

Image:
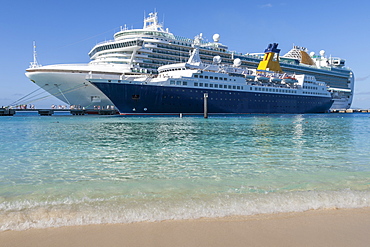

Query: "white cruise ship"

xmin=25 ymin=12 xmax=354 ymax=110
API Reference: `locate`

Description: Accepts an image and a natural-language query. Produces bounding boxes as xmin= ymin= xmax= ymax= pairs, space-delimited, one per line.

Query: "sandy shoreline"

xmin=1 ymin=207 xmax=370 ymax=247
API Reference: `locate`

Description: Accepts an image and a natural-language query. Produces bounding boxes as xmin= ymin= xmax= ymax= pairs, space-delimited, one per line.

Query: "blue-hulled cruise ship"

xmin=89 ymin=42 xmax=333 ymax=115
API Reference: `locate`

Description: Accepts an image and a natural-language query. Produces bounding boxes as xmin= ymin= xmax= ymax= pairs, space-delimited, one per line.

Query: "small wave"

xmin=1 ymin=189 xmax=369 ymax=231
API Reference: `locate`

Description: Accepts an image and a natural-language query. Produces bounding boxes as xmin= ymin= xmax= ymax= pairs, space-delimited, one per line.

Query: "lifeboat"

xmin=270 ymin=76 xmax=282 ymax=83
xmin=245 ymin=74 xmax=256 ymax=81
xmin=282 ymin=76 xmax=298 ymax=84
xmin=255 ymin=74 xmax=270 ymax=83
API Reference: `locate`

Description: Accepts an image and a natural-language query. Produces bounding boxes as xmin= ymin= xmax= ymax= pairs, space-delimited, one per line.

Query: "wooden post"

xmin=204 ymin=93 xmax=208 ymax=118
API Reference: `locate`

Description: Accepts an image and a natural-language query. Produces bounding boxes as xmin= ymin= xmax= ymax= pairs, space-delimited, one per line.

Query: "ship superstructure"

xmin=25 ymin=12 xmax=353 ymax=110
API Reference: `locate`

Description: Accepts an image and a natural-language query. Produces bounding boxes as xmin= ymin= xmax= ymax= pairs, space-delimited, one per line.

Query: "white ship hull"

xmin=25 ymin=64 xmax=131 ymax=109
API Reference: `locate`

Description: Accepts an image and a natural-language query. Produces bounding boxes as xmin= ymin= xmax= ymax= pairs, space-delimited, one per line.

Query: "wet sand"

xmin=1 ymin=208 xmax=370 ymax=247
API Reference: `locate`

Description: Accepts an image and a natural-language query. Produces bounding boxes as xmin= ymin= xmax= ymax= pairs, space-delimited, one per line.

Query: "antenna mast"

xmin=30 ymin=41 xmax=40 ymax=68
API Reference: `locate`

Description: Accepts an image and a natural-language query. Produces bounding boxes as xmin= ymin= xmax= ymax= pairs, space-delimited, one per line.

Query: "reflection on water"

xmin=0 ymin=115 xmax=368 ymax=184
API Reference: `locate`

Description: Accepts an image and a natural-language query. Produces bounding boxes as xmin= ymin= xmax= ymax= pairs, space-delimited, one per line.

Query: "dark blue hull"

xmin=92 ymin=83 xmax=333 ymax=114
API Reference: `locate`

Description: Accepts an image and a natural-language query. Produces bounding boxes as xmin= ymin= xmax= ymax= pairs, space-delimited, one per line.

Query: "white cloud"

xmin=260 ymin=3 xmax=273 ymax=8
xmin=356 ymin=74 xmax=370 ymax=81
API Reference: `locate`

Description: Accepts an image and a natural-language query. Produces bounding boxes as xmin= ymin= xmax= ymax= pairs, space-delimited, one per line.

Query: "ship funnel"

xmin=257 ymin=43 xmax=282 ymax=73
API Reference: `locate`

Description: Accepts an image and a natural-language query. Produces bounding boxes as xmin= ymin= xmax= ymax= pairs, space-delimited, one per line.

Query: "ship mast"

xmin=143 ymin=12 xmax=165 ymax=32
xmin=30 ymin=41 xmax=40 ymax=68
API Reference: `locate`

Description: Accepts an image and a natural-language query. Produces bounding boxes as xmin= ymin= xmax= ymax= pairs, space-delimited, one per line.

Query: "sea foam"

xmin=1 ymin=189 xmax=369 ymax=231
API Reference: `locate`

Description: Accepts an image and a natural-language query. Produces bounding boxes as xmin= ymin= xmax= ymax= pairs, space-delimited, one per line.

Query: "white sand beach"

xmin=2 ymin=207 xmax=370 ymax=247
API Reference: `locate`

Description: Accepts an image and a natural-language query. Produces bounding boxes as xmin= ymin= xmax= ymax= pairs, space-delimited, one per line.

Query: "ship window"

xmin=210 ymin=76 xmax=213 ymax=79
xmin=233 ymin=86 xmax=236 ymax=89
xmin=183 ymin=81 xmax=187 ymax=86
xmin=224 ymin=85 xmax=227 ymax=88
xmin=176 ymin=81 xmax=181 ymax=85
xmin=210 ymin=84 xmax=214 ymax=88
xmin=205 ymin=83 xmax=208 ymax=87
xmin=215 ymin=77 xmax=218 ymax=80
xmin=214 ymin=84 xmax=218 ymax=88
xmin=224 ymin=78 xmax=227 ymax=81
xmin=200 ymin=75 xmax=203 ymax=78
xmin=228 ymin=85 xmax=232 ymax=89
xmin=170 ymin=80 xmax=175 ymax=85
xmin=205 ymin=76 xmax=209 ymax=79
xmin=194 ymin=82 xmax=198 ymax=86
xmin=199 ymin=83 xmax=203 ymax=87
xmin=194 ymin=75 xmax=198 ymax=78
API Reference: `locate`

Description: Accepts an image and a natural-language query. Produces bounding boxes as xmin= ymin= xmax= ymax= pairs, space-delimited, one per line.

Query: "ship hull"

xmin=25 ymin=65 xmax=127 ymax=109
xmin=92 ymin=82 xmax=333 ymax=114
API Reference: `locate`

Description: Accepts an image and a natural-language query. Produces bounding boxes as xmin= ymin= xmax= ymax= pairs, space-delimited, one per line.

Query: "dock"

xmin=330 ymin=109 xmax=370 ymax=113
xmin=0 ymin=108 xmax=16 ymax=116
xmin=1 ymin=108 xmax=369 ymax=116
xmin=0 ymin=108 xmax=119 ymax=116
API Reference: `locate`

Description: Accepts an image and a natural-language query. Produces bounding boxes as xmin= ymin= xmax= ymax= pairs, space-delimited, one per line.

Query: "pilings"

xmin=204 ymin=93 xmax=208 ymax=118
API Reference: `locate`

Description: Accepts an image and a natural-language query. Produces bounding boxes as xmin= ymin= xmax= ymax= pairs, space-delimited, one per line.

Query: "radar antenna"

xmin=30 ymin=41 xmax=40 ymax=68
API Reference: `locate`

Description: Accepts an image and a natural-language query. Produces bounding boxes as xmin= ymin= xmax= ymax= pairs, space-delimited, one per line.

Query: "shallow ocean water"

xmin=1 ymin=113 xmax=370 ymax=230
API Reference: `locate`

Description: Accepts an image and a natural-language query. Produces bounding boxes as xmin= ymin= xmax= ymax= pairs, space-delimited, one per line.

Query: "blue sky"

xmin=1 ymin=0 xmax=369 ymax=108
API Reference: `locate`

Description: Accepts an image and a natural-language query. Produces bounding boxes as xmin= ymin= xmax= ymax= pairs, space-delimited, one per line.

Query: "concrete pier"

xmin=98 ymin=109 xmax=117 ymax=115
xmin=70 ymin=109 xmax=86 ymax=115
xmin=0 ymin=108 xmax=16 ymax=116
xmin=330 ymin=109 xmax=369 ymax=113
xmin=0 ymin=108 xmax=119 ymax=116
xmin=38 ymin=109 xmax=54 ymax=116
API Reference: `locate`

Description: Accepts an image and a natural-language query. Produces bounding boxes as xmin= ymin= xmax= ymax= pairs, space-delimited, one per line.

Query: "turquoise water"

xmin=1 ymin=113 xmax=370 ymax=231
